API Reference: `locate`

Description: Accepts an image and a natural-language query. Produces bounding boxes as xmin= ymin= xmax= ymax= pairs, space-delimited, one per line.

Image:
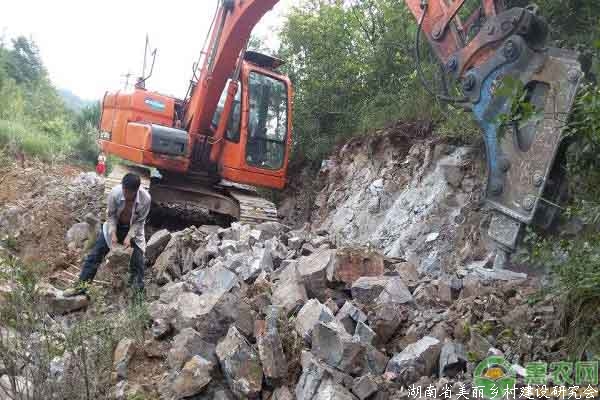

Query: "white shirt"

xmin=102 ymin=185 xmax=151 ymax=252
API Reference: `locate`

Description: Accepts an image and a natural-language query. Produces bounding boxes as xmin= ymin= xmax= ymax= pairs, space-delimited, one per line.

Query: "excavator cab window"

xmin=211 ymin=79 xmax=242 ymax=142
xmin=246 ymin=72 xmax=288 ymax=170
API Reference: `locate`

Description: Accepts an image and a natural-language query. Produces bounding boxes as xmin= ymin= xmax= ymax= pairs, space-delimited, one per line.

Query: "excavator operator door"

xmin=213 ymin=63 xmax=292 ymax=190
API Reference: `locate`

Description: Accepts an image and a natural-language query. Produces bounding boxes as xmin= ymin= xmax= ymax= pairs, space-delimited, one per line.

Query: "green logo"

xmin=473 ymin=356 xmax=516 ymax=399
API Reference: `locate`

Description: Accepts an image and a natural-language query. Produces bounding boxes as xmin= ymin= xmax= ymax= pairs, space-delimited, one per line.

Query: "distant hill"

xmin=58 ymin=89 xmax=95 ymax=111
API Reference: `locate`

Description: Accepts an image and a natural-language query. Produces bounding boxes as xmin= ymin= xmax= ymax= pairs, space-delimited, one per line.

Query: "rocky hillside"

xmin=0 ymin=126 xmax=571 ymax=399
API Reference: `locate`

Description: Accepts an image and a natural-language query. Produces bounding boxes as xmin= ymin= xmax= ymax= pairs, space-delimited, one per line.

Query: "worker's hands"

xmin=123 ymin=236 xmax=132 ymax=249
xmin=111 ymin=232 xmax=118 ymax=247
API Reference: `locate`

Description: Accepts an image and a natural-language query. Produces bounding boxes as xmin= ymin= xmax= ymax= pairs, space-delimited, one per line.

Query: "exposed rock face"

xmin=311 ymin=125 xmax=487 ymax=276
xmin=216 ymin=326 xmax=263 ymax=399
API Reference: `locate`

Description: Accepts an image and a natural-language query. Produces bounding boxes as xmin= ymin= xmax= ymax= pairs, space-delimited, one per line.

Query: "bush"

xmin=0 ymin=256 xmax=151 ymax=400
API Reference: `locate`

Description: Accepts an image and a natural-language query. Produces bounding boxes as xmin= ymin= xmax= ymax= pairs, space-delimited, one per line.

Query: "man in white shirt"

xmin=65 ymin=173 xmax=151 ymax=296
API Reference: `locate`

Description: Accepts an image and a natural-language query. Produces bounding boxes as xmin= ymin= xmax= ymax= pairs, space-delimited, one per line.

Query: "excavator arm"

xmin=404 ymin=0 xmax=583 ymax=266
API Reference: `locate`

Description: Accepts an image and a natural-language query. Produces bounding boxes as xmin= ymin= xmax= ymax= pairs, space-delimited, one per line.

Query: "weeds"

xmin=0 ymin=256 xmax=151 ymax=400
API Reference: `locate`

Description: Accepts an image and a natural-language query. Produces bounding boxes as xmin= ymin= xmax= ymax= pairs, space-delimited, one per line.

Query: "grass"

xmin=0 ymin=118 xmax=98 ymax=164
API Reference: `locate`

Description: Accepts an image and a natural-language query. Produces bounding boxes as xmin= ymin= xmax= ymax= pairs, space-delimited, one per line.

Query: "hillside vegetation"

xmin=279 ymin=0 xmax=600 ymax=163
xmin=0 ymin=36 xmax=99 ymax=164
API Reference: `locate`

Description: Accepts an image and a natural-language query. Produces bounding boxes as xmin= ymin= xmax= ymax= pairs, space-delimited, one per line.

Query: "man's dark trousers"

xmin=79 ymin=223 xmax=144 ymax=290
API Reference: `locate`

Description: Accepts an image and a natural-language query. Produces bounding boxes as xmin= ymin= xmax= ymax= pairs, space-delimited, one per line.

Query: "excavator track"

xmin=227 ymin=189 xmax=279 ymax=225
xmin=104 ymin=164 xmax=278 ymax=225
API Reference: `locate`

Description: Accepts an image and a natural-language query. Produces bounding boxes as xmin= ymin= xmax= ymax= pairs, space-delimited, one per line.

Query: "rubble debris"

xmin=216 ymin=326 xmax=263 ymax=398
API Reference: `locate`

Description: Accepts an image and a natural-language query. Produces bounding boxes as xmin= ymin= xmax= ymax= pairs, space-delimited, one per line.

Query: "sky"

xmin=0 ymin=0 xmax=292 ymax=101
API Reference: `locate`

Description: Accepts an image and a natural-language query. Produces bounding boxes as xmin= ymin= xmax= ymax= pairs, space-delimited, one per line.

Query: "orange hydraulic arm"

xmin=183 ymin=0 xmax=280 ymax=138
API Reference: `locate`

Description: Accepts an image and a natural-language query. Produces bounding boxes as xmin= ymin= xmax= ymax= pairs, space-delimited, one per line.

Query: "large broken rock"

xmin=295 ymin=299 xmax=336 ymax=342
xmin=295 ymin=352 xmax=354 ymax=400
xmin=327 ymin=248 xmax=384 ymax=286
xmin=298 ymin=249 xmax=335 ymax=301
xmin=314 ymin=379 xmax=357 ymax=400
xmin=439 ymin=340 xmax=467 ymax=378
xmin=311 ymin=322 xmax=365 ymax=375
xmin=216 ymin=326 xmax=263 ymax=398
xmin=39 ymin=283 xmax=88 ymax=315
xmin=173 ymin=290 xmax=254 ymax=343
xmin=352 ymin=375 xmax=378 ymax=400
xmin=385 ymin=336 xmax=442 ymax=385
xmin=272 ymin=278 xmax=308 ymax=315
xmin=146 ymin=229 xmax=171 ymax=266
xmin=351 ymin=276 xmax=389 ymax=304
xmin=168 ymin=328 xmax=217 ymax=370
xmin=374 ymin=277 xmax=414 ymax=306
xmin=65 ymin=221 xmax=91 ymax=249
xmin=187 ymin=263 xmax=240 ymax=295
xmin=170 ymin=355 xmax=213 ymax=399
xmin=255 ymin=307 xmax=287 ymax=381
xmin=153 ymin=228 xmax=207 ymax=283
xmin=336 ymin=301 xmax=367 ymax=335
xmin=367 ymin=303 xmax=410 ymax=345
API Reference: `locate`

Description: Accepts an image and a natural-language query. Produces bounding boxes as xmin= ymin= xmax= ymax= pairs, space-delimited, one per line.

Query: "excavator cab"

xmin=210 ymin=51 xmax=292 ymax=190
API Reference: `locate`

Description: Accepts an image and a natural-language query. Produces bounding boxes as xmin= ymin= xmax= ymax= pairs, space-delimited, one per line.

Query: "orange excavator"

xmin=99 ymin=0 xmax=581 ymax=266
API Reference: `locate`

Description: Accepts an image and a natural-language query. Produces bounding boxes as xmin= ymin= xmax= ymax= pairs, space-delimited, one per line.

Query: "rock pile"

xmin=107 ymin=218 xmax=548 ymax=400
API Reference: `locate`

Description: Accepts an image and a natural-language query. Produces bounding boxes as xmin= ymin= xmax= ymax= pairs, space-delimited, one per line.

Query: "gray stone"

xmin=442 ymin=164 xmax=464 ymax=187
xmin=168 ymin=328 xmax=217 ymax=369
xmin=363 ymin=345 xmax=389 ymax=375
xmin=272 ymin=260 xmax=300 ymax=283
xmin=298 ymin=249 xmax=334 ymax=300
xmin=173 ymin=290 xmax=254 ymax=343
xmin=255 ymin=308 xmax=287 ymax=380
xmin=159 ymin=281 xmax=188 ymax=304
xmin=113 ymin=338 xmax=136 ymax=380
xmin=146 ymin=229 xmax=171 ymax=265
xmin=255 ymin=221 xmax=288 ymax=239
xmin=375 ymin=277 xmax=414 ymax=306
xmin=315 ymin=379 xmax=357 ymax=400
xmin=272 ymin=386 xmax=295 ymax=400
xmin=368 ymin=303 xmax=409 ymax=345
xmin=295 ymin=299 xmax=336 ymax=342
xmin=336 ymin=301 xmax=367 ymax=335
xmin=272 ymin=279 xmax=308 ymax=315
xmin=311 ymin=322 xmax=365 ymax=375
xmin=352 ymin=375 xmax=378 ymax=400
xmin=39 ymin=283 xmax=88 ymax=315
xmin=288 ymin=237 xmax=304 ymax=251
xmin=216 ymin=326 xmax=263 ymax=398
xmin=394 ymin=262 xmax=419 ymax=287
xmin=385 ymin=336 xmax=442 ymax=385
xmin=188 ymin=263 xmax=240 ymax=295
xmin=468 ymin=331 xmax=493 ymax=360
xmin=354 ymin=321 xmax=375 ymax=345
xmin=351 ymin=276 xmax=389 ymax=304
xmin=170 ymin=355 xmax=213 ymax=399
xmin=65 ymin=221 xmax=91 ymax=249
xmin=439 ymin=340 xmax=467 ymax=378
